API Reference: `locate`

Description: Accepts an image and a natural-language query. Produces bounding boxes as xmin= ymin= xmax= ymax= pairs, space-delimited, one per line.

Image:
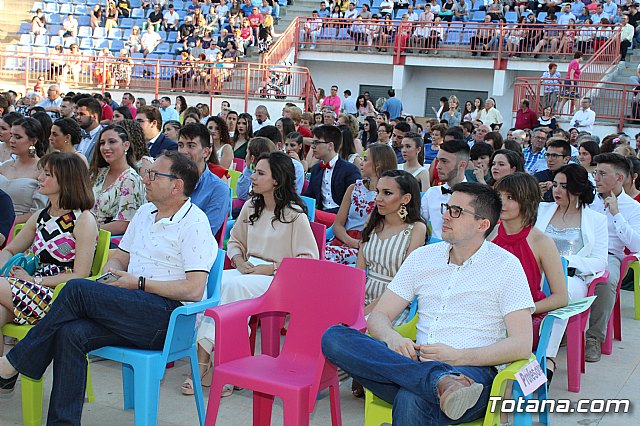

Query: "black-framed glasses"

xmin=441 ymin=203 xmax=485 ymax=219
xmin=310 ymin=139 xmax=329 ymax=147
xmin=145 ymin=169 xmax=177 ymax=181
xmin=544 ymin=153 xmax=566 ymax=159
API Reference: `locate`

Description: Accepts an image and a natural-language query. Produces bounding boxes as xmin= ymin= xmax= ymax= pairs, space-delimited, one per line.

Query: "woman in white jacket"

xmin=535 ymin=164 xmax=608 ymax=372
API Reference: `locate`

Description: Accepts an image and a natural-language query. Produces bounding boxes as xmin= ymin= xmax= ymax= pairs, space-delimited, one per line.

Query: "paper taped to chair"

xmin=548 ymin=296 xmax=597 ymax=320
xmin=515 ymin=359 xmax=547 ymax=397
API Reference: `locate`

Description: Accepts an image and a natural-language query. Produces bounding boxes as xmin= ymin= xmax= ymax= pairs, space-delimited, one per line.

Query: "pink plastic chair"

xmin=203 ymin=258 xmax=365 ymax=426
xmin=309 ymin=222 xmax=326 ymax=259
xmin=302 ymin=179 xmax=309 ymax=194
xmin=215 ymin=216 xmax=228 ymax=250
xmin=599 ymin=254 xmax=635 ymax=354
xmin=232 ymin=158 xmax=246 ymax=171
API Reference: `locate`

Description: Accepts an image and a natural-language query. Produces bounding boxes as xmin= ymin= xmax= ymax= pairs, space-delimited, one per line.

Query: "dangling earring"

xmin=398 ymin=203 xmax=408 ymax=222
xmin=576 ymin=197 xmax=580 ymax=209
xmin=28 ymin=145 xmax=36 ymax=158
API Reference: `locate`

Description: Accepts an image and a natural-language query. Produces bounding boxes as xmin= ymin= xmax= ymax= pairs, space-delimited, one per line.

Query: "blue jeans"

xmin=322 ymin=325 xmax=497 ymax=426
xmin=6 ymin=279 xmax=181 ymax=425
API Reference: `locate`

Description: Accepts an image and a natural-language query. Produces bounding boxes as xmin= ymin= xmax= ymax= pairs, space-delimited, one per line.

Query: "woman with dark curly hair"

xmin=49 ymin=118 xmax=88 ymax=167
xmin=206 ymin=116 xmax=233 ymax=169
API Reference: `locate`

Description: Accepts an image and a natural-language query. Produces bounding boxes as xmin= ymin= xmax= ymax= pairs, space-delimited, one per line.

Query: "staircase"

xmin=0 ymin=0 xmax=32 ymax=45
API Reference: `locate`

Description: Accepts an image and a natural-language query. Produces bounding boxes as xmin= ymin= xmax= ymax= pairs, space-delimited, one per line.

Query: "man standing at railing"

xmin=569 ymin=97 xmax=596 ymax=133
xmin=620 ymin=14 xmax=634 ymax=62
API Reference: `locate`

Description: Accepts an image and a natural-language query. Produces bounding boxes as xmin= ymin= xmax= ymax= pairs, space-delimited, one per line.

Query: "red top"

xmin=635 ymin=193 xmax=640 ymax=203
xmin=102 ymin=103 xmax=113 ymax=121
xmin=515 ymin=108 xmax=538 ymax=130
xmin=492 ymin=225 xmax=545 ymax=303
xmin=208 ymin=163 xmax=230 ymax=180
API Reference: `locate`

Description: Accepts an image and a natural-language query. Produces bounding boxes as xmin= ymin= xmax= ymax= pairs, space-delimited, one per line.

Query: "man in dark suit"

xmin=305 ymin=125 xmax=361 ymax=227
xmin=136 ymin=106 xmax=178 ymax=158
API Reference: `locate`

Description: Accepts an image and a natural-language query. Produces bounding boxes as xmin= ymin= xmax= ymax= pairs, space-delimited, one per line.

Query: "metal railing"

xmin=261 ymin=18 xmax=300 ymax=66
xmin=287 ymin=17 xmax=621 ymax=65
xmin=0 ymin=51 xmax=317 ymax=112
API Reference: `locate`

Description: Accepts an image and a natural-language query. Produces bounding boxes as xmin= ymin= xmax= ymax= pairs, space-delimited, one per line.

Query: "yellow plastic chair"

xmin=629 ymin=259 xmax=640 ymax=320
xmin=228 ymin=169 xmax=242 ymax=198
xmin=1 ymin=228 xmax=111 ymax=426
xmin=363 ymin=316 xmax=536 ymax=426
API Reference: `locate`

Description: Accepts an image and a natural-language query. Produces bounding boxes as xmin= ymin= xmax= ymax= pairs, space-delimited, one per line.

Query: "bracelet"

xmin=138 ymin=276 xmax=146 ymax=292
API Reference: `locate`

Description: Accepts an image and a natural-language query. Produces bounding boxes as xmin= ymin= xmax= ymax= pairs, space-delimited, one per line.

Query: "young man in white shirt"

xmin=344 ymin=2 xmax=358 ymax=20
xmin=569 ymin=97 xmax=596 ymax=133
xmin=323 ymin=182 xmax=535 ymax=424
xmin=587 ymin=153 xmax=640 ymax=362
xmin=0 ymin=152 xmax=217 ymax=423
xmin=421 ymin=139 xmax=469 ymax=239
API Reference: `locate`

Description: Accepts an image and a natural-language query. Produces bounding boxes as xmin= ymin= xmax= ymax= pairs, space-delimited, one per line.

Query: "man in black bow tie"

xmin=304 ymin=125 xmax=361 ymax=227
xmin=420 ymin=139 xmax=469 ymax=239
xmin=75 ymin=97 xmax=102 ymax=160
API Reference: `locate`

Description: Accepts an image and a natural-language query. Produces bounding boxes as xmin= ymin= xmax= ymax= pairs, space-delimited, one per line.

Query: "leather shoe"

xmin=585 ymin=337 xmax=602 ymax=363
xmin=438 ymin=373 xmax=483 ymax=420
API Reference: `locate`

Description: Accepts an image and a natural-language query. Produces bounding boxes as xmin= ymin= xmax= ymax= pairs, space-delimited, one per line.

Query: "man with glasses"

xmin=392 ymin=121 xmax=411 ymax=164
xmin=323 ymin=182 xmax=534 ymax=425
xmin=305 ymin=125 xmax=361 ymax=227
xmin=420 ymin=139 xmax=469 ymax=239
xmin=137 ymin=105 xmax=178 ymax=158
xmin=534 ymin=139 xmax=571 ymax=202
xmin=569 ymin=97 xmax=596 ymax=133
xmin=523 ymin=127 xmax=549 ymax=174
xmin=0 ymin=152 xmax=217 ymax=424
xmin=586 ymin=153 xmax=640 ymax=362
xmin=322 ymin=85 xmax=342 ymax=115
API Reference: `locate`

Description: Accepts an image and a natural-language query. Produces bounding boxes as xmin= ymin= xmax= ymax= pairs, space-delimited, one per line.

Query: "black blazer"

xmin=149 ymin=133 xmax=178 ymax=158
xmin=304 ymin=158 xmax=361 ymax=213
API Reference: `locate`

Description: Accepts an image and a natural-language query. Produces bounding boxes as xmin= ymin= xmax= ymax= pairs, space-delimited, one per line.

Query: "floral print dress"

xmin=91 ymin=167 xmax=145 ymax=225
xmin=325 ymin=179 xmax=376 ymax=264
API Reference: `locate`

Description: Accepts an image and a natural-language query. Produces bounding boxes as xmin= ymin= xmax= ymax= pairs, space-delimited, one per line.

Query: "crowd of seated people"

xmin=1 ymin=82 xmax=640 ymax=424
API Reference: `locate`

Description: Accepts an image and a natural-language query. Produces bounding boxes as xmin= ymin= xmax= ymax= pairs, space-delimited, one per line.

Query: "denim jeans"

xmin=322 ymin=325 xmax=497 ymax=426
xmin=6 ymin=279 xmax=181 ymax=425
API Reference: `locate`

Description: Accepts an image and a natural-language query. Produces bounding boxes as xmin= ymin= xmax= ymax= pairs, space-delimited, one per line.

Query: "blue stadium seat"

xmin=171 ymin=43 xmax=182 ymax=54
xmin=120 ymin=18 xmax=134 ymax=29
xmin=94 ymin=39 xmax=109 ymax=50
xmin=59 ymin=0 xmax=72 ymax=3
xmin=108 ymin=29 xmax=123 ymax=39
xmin=48 ymin=14 xmax=62 ymax=24
xmin=110 ymin=39 xmax=125 ymax=52
xmin=78 ymin=15 xmax=91 ymax=26
xmin=133 ymin=18 xmax=146 ymax=27
xmin=461 ymin=28 xmax=474 ymax=44
xmin=32 ymin=2 xmax=44 ymax=12
xmin=49 ymin=35 xmax=62 ymax=47
xmin=44 ymin=3 xmax=59 ymax=14
xmin=74 ymin=5 xmax=89 ymax=15
xmin=337 ymin=27 xmax=350 ymax=39
xmin=48 ymin=24 xmax=62 ymax=35
xmin=155 ymin=42 xmax=170 ymax=54
xmin=131 ymin=8 xmax=145 ymax=19
xmin=18 ymin=34 xmax=32 ymax=45
xmin=78 ymin=26 xmax=92 ymax=38
xmin=173 ymin=1 xmax=185 ymax=10
xmin=167 ymin=31 xmax=178 ymax=43
xmin=319 ymin=27 xmax=337 ymax=39
xmin=505 ymin=11 xmax=518 ymax=23
xmin=17 ymin=23 xmax=31 ymax=34
xmin=372 ymin=0 xmax=383 ymax=8
xmin=80 ymin=38 xmax=94 ymax=50
xmin=537 ymin=11 xmax=547 ymax=22
xmin=131 ymin=0 xmax=142 ymax=6
xmin=93 ymin=27 xmax=107 ymax=38
xmin=131 ymin=52 xmax=145 ymax=77
xmin=157 ymin=30 xmax=167 ymax=39
xmin=443 ymin=28 xmax=461 ymax=44
xmin=395 ymin=9 xmax=408 ymax=19
xmin=60 ymin=4 xmax=74 ymax=14
xmin=123 ymin=29 xmax=133 ymax=39
xmin=471 ymin=0 xmax=482 ymax=10
xmin=201 ymin=4 xmax=211 ymax=13
xmin=86 ymin=0 xmax=100 ymax=5
xmin=43 ymin=0 xmax=56 ymax=3
xmin=63 ymin=37 xmax=78 ymax=47
xmin=471 ymin=10 xmax=486 ymax=22
xmin=17 ymin=46 xmax=32 ymax=54
xmin=34 ymin=35 xmax=49 ymax=47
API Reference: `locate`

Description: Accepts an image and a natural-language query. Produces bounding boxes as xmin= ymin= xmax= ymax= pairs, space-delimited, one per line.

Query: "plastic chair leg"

xmin=86 ymin=359 xmax=95 ymax=402
xmin=283 ymin=388 xmax=310 ymax=426
xmin=204 ymin=380 xmax=225 ymax=426
xmin=122 ymin=363 xmax=135 ymax=410
xmin=601 ymin=314 xmax=614 ymax=355
xmin=327 ymin=375 xmax=343 ymax=426
xmin=248 ymin=316 xmax=259 ymax=355
xmin=20 ymin=376 xmax=44 ymax=426
xmin=133 ymin=368 xmax=160 ymax=426
xmin=566 ymin=315 xmax=583 ymax=393
xmin=253 ymin=391 xmax=275 ymax=426
xmin=189 ymin=348 xmax=206 ymax=426
xmin=633 ymin=262 xmax=640 ymax=320
xmin=613 ymin=295 xmax=621 ymax=341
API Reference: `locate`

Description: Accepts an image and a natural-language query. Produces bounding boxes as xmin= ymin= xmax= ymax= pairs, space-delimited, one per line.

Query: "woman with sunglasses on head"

xmin=89 ymin=125 xmax=145 ymax=235
xmin=326 ymin=143 xmax=397 ymax=264
xmin=535 ymin=163 xmax=607 ymax=380
xmin=490 ymin=172 xmax=568 ymax=379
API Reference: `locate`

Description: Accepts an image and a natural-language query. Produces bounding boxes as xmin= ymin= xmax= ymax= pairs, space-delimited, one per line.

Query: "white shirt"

xmin=342 ymin=96 xmax=357 ymax=114
xmin=321 ymin=154 xmax=340 ymax=210
xmin=407 ymin=11 xmax=419 ymax=21
xmin=252 ymin=118 xmax=274 ymax=131
xmin=388 ymin=241 xmax=535 ymax=368
xmin=590 ymin=191 xmax=640 ymax=259
xmin=569 ymin=107 xmax=596 ymax=132
xmin=344 ymin=8 xmax=358 ymax=19
xmin=163 ymin=10 xmax=180 ymax=25
xmin=119 ymin=200 xmax=217 ymax=301
xmin=420 ymin=178 xmax=466 ymax=239
xmin=479 ymin=107 xmax=503 ymax=126
xmin=77 ymin=125 xmax=102 ymax=158
xmin=141 ymin=31 xmax=162 ymax=50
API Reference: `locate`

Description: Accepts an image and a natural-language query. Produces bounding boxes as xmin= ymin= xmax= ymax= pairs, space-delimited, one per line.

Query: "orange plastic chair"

xmin=203 ymin=258 xmax=365 ymax=426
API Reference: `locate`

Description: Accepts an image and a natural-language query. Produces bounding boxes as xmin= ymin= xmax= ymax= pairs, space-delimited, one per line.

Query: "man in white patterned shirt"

xmin=0 ymin=152 xmax=216 ymax=423
xmin=323 ymin=183 xmax=535 ymax=424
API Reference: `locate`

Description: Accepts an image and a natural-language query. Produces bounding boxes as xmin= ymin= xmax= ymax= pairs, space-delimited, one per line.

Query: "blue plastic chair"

xmin=120 ymin=18 xmax=134 ymax=29
xmin=110 ymin=39 xmax=125 ymax=52
xmin=89 ymin=249 xmax=225 ymax=426
xmin=78 ymin=26 xmax=92 ymax=38
xmin=93 ymin=27 xmax=107 ymax=38
xmin=300 ymin=195 xmax=316 ymax=222
xmin=18 ymin=22 xmax=32 ymax=34
xmin=60 ymin=3 xmax=73 ymax=14
xmin=131 ymin=8 xmax=145 ymax=19
xmin=32 ymin=2 xmax=44 ymax=12
xmin=107 ymin=29 xmax=123 ymax=40
xmin=78 ymin=15 xmax=91 ymax=26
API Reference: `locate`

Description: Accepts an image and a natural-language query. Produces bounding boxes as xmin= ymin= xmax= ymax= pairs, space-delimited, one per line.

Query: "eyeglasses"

xmin=310 ymin=139 xmax=329 ymax=147
xmin=440 ymin=203 xmax=485 ymax=219
xmin=145 ymin=169 xmax=177 ymax=181
xmin=544 ymin=153 xmax=567 ymax=159
xmin=591 ymin=170 xmax=610 ymax=179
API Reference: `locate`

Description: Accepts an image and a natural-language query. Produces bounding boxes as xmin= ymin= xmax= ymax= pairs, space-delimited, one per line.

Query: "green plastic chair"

xmin=363 ymin=316 xmax=537 ymax=426
xmin=228 ymin=169 xmax=242 ymax=198
xmin=1 ymin=228 xmax=111 ymax=426
xmin=629 ymin=258 xmax=640 ymax=320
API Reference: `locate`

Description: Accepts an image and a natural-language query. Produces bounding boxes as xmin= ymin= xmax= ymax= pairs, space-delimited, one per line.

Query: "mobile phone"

xmin=96 ymin=272 xmax=119 ymax=284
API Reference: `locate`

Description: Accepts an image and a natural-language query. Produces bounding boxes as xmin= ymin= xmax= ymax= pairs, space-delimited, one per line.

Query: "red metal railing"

xmin=261 ymin=18 xmax=300 ymax=66
xmin=0 ymin=52 xmax=316 ymax=112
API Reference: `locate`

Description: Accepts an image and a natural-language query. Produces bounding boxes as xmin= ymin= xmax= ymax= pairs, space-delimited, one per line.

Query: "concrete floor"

xmin=1 ymin=290 xmax=638 ymax=426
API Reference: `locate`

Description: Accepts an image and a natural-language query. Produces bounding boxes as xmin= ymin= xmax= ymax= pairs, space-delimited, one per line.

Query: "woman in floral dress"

xmin=325 ymin=143 xmax=397 ymax=264
xmin=90 ymin=125 xmax=145 ymax=236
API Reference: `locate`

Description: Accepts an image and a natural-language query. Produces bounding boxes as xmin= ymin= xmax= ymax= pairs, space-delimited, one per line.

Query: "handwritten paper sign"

xmin=515 ymin=359 xmax=547 ymax=397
